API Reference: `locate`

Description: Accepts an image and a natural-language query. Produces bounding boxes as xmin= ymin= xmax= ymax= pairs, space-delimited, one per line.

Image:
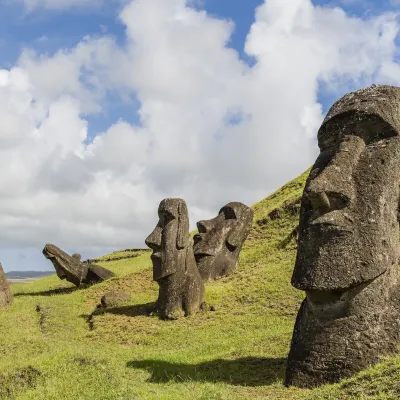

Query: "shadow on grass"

xmin=14 ymin=286 xmax=82 ymax=297
xmin=127 ymin=356 xmax=286 ymax=386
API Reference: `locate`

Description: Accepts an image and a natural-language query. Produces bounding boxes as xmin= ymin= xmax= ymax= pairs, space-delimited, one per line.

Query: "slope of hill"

xmin=2 ymin=169 xmax=400 ymax=399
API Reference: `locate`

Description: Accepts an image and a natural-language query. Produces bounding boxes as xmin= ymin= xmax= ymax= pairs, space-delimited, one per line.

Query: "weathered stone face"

xmin=193 ymin=202 xmax=253 ymax=280
xmin=0 ymin=263 xmax=12 ymax=307
xmin=145 ymin=198 xmax=204 ymax=319
xmin=43 ymin=244 xmax=88 ymax=286
xmin=286 ymin=85 xmax=400 ymax=388
xmin=42 ymin=244 xmax=114 ymax=287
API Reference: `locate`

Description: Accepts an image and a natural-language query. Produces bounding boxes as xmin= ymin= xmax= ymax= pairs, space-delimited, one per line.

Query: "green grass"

xmin=3 ymin=169 xmax=400 ymax=399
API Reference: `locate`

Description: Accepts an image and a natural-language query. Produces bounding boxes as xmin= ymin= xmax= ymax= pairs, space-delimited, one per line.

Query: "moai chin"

xmin=285 ymin=84 xmax=400 ymax=388
xmin=193 ymin=202 xmax=253 ymax=280
xmin=145 ymin=198 xmax=204 ymax=320
xmin=0 ymin=263 xmax=12 ymax=307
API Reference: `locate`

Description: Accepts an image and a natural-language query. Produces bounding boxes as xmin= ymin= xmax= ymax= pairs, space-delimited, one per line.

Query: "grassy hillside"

xmin=3 ymin=169 xmax=400 ymax=399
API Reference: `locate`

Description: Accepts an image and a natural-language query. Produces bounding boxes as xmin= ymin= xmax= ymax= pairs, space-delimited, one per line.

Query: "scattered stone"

xmin=0 ymin=263 xmax=12 ymax=307
xmin=100 ymin=291 xmax=130 ymax=308
xmin=285 ymin=84 xmax=400 ymax=388
xmin=85 ymin=264 xmax=115 ymax=284
xmin=145 ymin=198 xmax=204 ymax=320
xmin=193 ymin=202 xmax=254 ymax=280
xmin=42 ymin=244 xmax=115 ymax=287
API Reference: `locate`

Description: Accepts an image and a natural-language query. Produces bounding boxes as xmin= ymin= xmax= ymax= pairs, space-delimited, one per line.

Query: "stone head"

xmin=292 ymin=84 xmax=400 ymax=311
xmin=145 ymin=198 xmax=190 ymax=281
xmin=42 ymin=243 xmax=88 ymax=287
xmin=193 ymin=202 xmax=253 ymax=280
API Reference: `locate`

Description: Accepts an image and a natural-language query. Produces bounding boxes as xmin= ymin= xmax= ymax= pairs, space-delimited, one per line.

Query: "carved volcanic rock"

xmin=85 ymin=264 xmax=115 ymax=284
xmin=193 ymin=202 xmax=253 ymax=280
xmin=0 ymin=263 xmax=12 ymax=307
xmin=101 ymin=291 xmax=130 ymax=308
xmin=145 ymin=198 xmax=204 ymax=320
xmin=285 ymin=84 xmax=400 ymax=388
xmin=42 ymin=244 xmax=115 ymax=287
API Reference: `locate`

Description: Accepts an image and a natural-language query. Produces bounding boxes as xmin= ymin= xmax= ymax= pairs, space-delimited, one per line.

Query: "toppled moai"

xmin=42 ymin=244 xmax=115 ymax=287
xmin=285 ymin=85 xmax=400 ymax=388
xmin=193 ymin=202 xmax=253 ymax=280
xmin=145 ymin=198 xmax=204 ymax=320
xmin=0 ymin=263 xmax=12 ymax=307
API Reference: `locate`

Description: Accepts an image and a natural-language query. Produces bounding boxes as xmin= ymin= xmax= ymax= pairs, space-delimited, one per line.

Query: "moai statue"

xmin=0 ymin=263 xmax=12 ymax=307
xmin=145 ymin=198 xmax=204 ymax=320
xmin=285 ymin=85 xmax=400 ymax=388
xmin=193 ymin=202 xmax=253 ymax=280
xmin=42 ymin=244 xmax=115 ymax=287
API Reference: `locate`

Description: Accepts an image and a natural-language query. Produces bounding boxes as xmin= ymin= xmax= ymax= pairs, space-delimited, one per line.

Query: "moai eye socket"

xmin=222 ymin=206 xmax=236 ymax=220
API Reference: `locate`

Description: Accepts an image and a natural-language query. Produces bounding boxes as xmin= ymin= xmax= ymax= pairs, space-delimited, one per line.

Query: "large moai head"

xmin=285 ymin=85 xmax=400 ymax=388
xmin=0 ymin=263 xmax=12 ymax=307
xmin=193 ymin=202 xmax=253 ymax=280
xmin=43 ymin=244 xmax=114 ymax=286
xmin=145 ymin=198 xmax=190 ymax=282
xmin=43 ymin=244 xmax=88 ymax=286
xmin=145 ymin=198 xmax=204 ymax=320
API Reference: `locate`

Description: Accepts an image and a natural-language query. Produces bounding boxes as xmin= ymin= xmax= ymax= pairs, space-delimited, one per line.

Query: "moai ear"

xmin=176 ymin=201 xmax=189 ymax=249
xmin=226 ymin=207 xmax=254 ymax=249
xmin=72 ymin=253 xmax=81 ymax=262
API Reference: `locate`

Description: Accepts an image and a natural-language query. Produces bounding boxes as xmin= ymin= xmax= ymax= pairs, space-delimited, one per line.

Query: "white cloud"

xmin=20 ymin=0 xmax=102 ymax=12
xmin=1 ymin=0 xmax=400 ymax=270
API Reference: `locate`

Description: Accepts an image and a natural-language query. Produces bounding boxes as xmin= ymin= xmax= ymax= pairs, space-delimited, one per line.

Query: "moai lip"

xmin=285 ymin=84 xmax=400 ymax=388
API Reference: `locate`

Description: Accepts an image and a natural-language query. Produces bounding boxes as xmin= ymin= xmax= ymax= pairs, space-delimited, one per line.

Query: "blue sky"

xmin=0 ymin=0 xmax=398 ymax=136
xmin=0 ymin=0 xmax=400 ymax=271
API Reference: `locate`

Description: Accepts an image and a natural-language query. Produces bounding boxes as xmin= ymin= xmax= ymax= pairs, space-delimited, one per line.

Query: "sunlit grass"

xmin=2 ymin=169 xmax=399 ymax=399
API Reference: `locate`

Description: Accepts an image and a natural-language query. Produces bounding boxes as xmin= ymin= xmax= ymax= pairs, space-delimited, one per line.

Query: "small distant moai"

xmin=0 ymin=263 xmax=12 ymax=307
xmin=145 ymin=198 xmax=204 ymax=320
xmin=42 ymin=244 xmax=115 ymax=287
xmin=285 ymin=85 xmax=400 ymax=388
xmin=193 ymin=202 xmax=253 ymax=280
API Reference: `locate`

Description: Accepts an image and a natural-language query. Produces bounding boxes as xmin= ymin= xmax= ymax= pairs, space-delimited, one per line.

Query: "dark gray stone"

xmin=85 ymin=264 xmax=115 ymax=283
xmin=101 ymin=291 xmax=130 ymax=308
xmin=42 ymin=244 xmax=115 ymax=287
xmin=0 ymin=263 xmax=12 ymax=307
xmin=193 ymin=202 xmax=253 ymax=280
xmin=145 ymin=198 xmax=204 ymax=320
xmin=286 ymin=85 xmax=400 ymax=388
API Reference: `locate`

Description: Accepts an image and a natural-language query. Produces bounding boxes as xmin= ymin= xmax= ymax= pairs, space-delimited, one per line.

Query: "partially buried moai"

xmin=145 ymin=198 xmax=204 ymax=320
xmin=285 ymin=85 xmax=400 ymax=388
xmin=0 ymin=263 xmax=12 ymax=307
xmin=42 ymin=244 xmax=115 ymax=287
xmin=193 ymin=202 xmax=253 ymax=280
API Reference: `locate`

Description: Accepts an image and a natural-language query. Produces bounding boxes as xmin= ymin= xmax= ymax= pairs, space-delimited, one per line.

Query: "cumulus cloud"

xmin=1 ymin=0 xmax=400 ymax=270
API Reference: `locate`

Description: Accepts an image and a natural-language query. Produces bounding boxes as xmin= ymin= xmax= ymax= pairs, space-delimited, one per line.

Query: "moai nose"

xmin=145 ymin=227 xmax=162 ymax=250
xmin=309 ymin=191 xmax=330 ymax=211
xmin=197 ymin=220 xmax=213 ymax=233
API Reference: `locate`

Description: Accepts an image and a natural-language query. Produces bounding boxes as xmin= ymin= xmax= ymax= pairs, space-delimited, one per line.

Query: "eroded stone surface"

xmin=193 ymin=202 xmax=253 ymax=280
xmin=285 ymin=85 xmax=400 ymax=388
xmin=145 ymin=198 xmax=204 ymax=320
xmin=101 ymin=291 xmax=130 ymax=308
xmin=0 ymin=263 xmax=12 ymax=307
xmin=42 ymin=244 xmax=114 ymax=287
